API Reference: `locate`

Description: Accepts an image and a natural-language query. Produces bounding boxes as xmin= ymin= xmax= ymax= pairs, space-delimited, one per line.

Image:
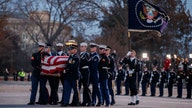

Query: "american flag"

xmin=41 ymin=56 xmax=69 ymax=74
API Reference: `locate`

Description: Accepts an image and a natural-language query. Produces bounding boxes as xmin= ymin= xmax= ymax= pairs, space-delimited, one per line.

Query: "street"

xmin=0 ymin=81 xmax=191 ymax=108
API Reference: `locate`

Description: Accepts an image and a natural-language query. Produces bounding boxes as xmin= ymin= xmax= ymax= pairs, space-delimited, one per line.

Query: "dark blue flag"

xmin=128 ymin=0 xmax=169 ymax=35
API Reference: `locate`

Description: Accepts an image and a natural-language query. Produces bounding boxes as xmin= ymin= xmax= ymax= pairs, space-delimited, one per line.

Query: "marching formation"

xmin=27 ymin=40 xmax=192 ymax=107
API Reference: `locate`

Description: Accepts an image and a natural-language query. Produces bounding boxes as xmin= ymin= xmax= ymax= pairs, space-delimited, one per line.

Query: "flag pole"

xmin=127 ymin=0 xmax=131 ymax=50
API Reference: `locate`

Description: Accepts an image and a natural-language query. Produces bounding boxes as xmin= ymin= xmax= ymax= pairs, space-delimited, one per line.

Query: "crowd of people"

xmin=26 ymin=40 xmax=192 ymax=107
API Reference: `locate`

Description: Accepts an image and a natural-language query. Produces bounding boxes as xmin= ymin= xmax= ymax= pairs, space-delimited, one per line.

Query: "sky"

xmin=186 ymin=0 xmax=192 ymax=14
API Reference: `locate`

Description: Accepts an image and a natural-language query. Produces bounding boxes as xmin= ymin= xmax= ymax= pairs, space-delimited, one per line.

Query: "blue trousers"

xmin=150 ymin=82 xmax=157 ymax=96
xmin=30 ymin=75 xmax=40 ymax=102
xmin=141 ymin=82 xmax=147 ymax=96
xmin=116 ymin=80 xmax=122 ymax=95
xmin=159 ymin=83 xmax=164 ymax=96
xmin=100 ymin=79 xmax=110 ymax=105
xmin=38 ymin=76 xmax=49 ymax=103
xmin=62 ymin=80 xmax=80 ymax=105
xmin=177 ymin=82 xmax=183 ymax=97
xmin=125 ymin=77 xmax=129 ymax=95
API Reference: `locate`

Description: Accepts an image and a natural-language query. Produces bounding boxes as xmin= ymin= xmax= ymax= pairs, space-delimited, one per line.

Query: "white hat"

xmin=98 ymin=44 xmax=107 ymax=49
xmin=89 ymin=42 xmax=98 ymax=47
xmin=80 ymin=42 xmax=88 ymax=47
xmin=56 ymin=43 xmax=63 ymax=47
xmin=38 ymin=42 xmax=45 ymax=47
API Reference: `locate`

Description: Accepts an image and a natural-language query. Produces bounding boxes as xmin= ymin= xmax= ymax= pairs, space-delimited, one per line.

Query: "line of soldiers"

xmin=27 ymin=41 xmax=117 ymax=107
xmin=139 ymin=65 xmax=192 ymax=99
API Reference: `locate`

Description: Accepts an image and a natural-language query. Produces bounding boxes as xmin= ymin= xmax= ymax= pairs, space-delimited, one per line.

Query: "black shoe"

xmin=58 ymin=100 xmax=63 ymax=104
xmin=150 ymin=95 xmax=155 ymax=96
xmin=61 ymin=103 xmax=69 ymax=107
xmin=96 ymin=103 xmax=102 ymax=107
xmin=141 ymin=94 xmax=146 ymax=96
xmin=105 ymin=104 xmax=110 ymax=107
xmin=168 ymin=95 xmax=172 ymax=97
xmin=111 ymin=99 xmax=115 ymax=105
xmin=128 ymin=102 xmax=135 ymax=105
xmin=27 ymin=102 xmax=35 ymax=105
xmin=87 ymin=103 xmax=92 ymax=106
xmin=136 ymin=100 xmax=139 ymax=105
xmin=159 ymin=95 xmax=163 ymax=97
xmin=186 ymin=97 xmax=191 ymax=99
xmin=81 ymin=102 xmax=86 ymax=106
xmin=177 ymin=96 xmax=182 ymax=98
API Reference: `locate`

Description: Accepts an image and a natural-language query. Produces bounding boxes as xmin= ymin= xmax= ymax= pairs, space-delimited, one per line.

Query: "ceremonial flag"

xmin=128 ymin=0 xmax=169 ymax=35
xmin=41 ymin=56 xmax=69 ymax=75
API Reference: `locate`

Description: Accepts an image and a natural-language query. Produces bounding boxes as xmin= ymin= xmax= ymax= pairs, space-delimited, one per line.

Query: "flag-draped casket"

xmin=41 ymin=56 xmax=69 ymax=76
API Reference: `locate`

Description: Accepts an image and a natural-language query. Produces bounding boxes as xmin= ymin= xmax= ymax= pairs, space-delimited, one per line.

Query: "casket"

xmin=41 ymin=56 xmax=69 ymax=77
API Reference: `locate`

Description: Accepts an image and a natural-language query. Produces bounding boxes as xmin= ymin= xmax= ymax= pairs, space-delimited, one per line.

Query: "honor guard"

xmin=98 ymin=45 xmax=110 ymax=107
xmin=150 ymin=66 xmax=159 ymax=96
xmin=167 ymin=67 xmax=176 ymax=97
xmin=61 ymin=42 xmax=80 ymax=106
xmin=141 ymin=67 xmax=150 ymax=96
xmin=123 ymin=50 xmax=140 ymax=105
xmin=79 ymin=42 xmax=92 ymax=106
xmin=185 ymin=67 xmax=192 ymax=99
xmin=158 ymin=67 xmax=167 ymax=97
xmin=27 ymin=42 xmax=45 ymax=105
xmin=55 ymin=43 xmax=68 ymax=104
xmin=116 ymin=63 xmax=125 ymax=95
xmin=122 ymin=56 xmax=130 ymax=96
xmin=176 ymin=66 xmax=185 ymax=98
xmin=89 ymin=43 xmax=103 ymax=106
xmin=105 ymin=46 xmax=116 ymax=105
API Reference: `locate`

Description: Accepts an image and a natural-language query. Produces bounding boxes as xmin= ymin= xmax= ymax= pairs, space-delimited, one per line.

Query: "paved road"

xmin=0 ymin=81 xmax=191 ymax=108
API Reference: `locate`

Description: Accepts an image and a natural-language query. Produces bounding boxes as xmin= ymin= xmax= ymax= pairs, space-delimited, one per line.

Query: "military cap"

xmin=80 ymin=42 xmax=88 ymax=47
xmin=46 ymin=43 xmax=52 ymax=47
xmin=89 ymin=42 xmax=98 ymax=47
xmin=105 ymin=46 xmax=111 ymax=50
xmin=98 ymin=44 xmax=107 ymax=49
xmin=38 ymin=42 xmax=45 ymax=47
xmin=68 ymin=44 xmax=78 ymax=50
xmin=56 ymin=43 xmax=64 ymax=47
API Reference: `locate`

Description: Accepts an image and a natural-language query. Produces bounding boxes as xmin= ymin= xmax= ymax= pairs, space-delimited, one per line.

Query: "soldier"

xmin=150 ymin=66 xmax=159 ymax=96
xmin=158 ymin=67 xmax=167 ymax=97
xmin=116 ymin=63 xmax=125 ymax=95
xmin=55 ymin=43 xmax=68 ymax=104
xmin=185 ymin=67 xmax=192 ymax=99
xmin=27 ymin=42 xmax=45 ymax=105
xmin=79 ymin=42 xmax=92 ymax=106
xmin=89 ymin=43 xmax=103 ymax=106
xmin=176 ymin=66 xmax=185 ymax=98
xmin=61 ymin=43 xmax=80 ymax=106
xmin=123 ymin=50 xmax=140 ymax=105
xmin=122 ymin=56 xmax=129 ymax=96
xmin=105 ymin=46 xmax=116 ymax=105
xmin=141 ymin=67 xmax=150 ymax=96
xmin=98 ymin=45 xmax=110 ymax=107
xmin=167 ymin=67 xmax=176 ymax=97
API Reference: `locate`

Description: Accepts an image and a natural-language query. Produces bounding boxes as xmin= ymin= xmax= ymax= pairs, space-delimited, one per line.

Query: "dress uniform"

xmin=123 ymin=50 xmax=140 ymax=105
xmin=55 ymin=43 xmax=68 ymax=104
xmin=106 ymin=46 xmax=115 ymax=105
xmin=158 ymin=67 xmax=167 ymax=97
xmin=116 ymin=63 xmax=125 ymax=95
xmin=27 ymin=42 xmax=46 ymax=105
xmin=98 ymin=45 xmax=110 ymax=107
xmin=122 ymin=57 xmax=129 ymax=95
xmin=150 ymin=66 xmax=159 ymax=96
xmin=79 ymin=42 xmax=92 ymax=106
xmin=185 ymin=68 xmax=192 ymax=99
xmin=167 ymin=68 xmax=176 ymax=97
xmin=176 ymin=67 xmax=185 ymax=98
xmin=89 ymin=43 xmax=102 ymax=106
xmin=61 ymin=43 xmax=80 ymax=106
xmin=141 ymin=67 xmax=150 ymax=96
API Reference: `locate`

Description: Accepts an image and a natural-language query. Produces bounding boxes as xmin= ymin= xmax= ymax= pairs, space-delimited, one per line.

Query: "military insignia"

xmin=31 ymin=56 xmax=34 ymax=60
xmin=69 ymin=58 xmax=73 ymax=64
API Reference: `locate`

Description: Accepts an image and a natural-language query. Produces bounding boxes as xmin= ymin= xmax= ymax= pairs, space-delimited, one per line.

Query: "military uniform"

xmin=176 ymin=69 xmax=185 ymax=98
xmin=28 ymin=42 xmax=47 ymax=105
xmin=150 ymin=69 xmax=159 ymax=96
xmin=141 ymin=70 xmax=150 ymax=96
xmin=107 ymin=53 xmax=116 ymax=105
xmin=89 ymin=43 xmax=102 ymax=106
xmin=98 ymin=50 xmax=110 ymax=107
xmin=116 ymin=67 xmax=125 ymax=95
xmin=185 ymin=69 xmax=192 ymax=99
xmin=61 ymin=46 xmax=80 ymax=106
xmin=158 ymin=70 xmax=167 ymax=97
xmin=167 ymin=70 xmax=176 ymax=97
xmin=79 ymin=50 xmax=92 ymax=106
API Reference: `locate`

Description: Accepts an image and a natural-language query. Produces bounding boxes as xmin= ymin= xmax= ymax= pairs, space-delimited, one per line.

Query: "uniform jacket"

xmin=98 ymin=53 xmax=109 ymax=80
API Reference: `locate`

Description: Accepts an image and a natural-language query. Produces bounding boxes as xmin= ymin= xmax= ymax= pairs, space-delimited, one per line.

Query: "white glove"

xmin=126 ymin=51 xmax=132 ymax=56
xmin=129 ymin=70 xmax=133 ymax=74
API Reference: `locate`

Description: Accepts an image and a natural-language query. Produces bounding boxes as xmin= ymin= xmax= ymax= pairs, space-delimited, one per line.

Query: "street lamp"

xmin=166 ymin=54 xmax=171 ymax=59
xmin=189 ymin=54 xmax=192 ymax=58
xmin=142 ymin=53 xmax=148 ymax=59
